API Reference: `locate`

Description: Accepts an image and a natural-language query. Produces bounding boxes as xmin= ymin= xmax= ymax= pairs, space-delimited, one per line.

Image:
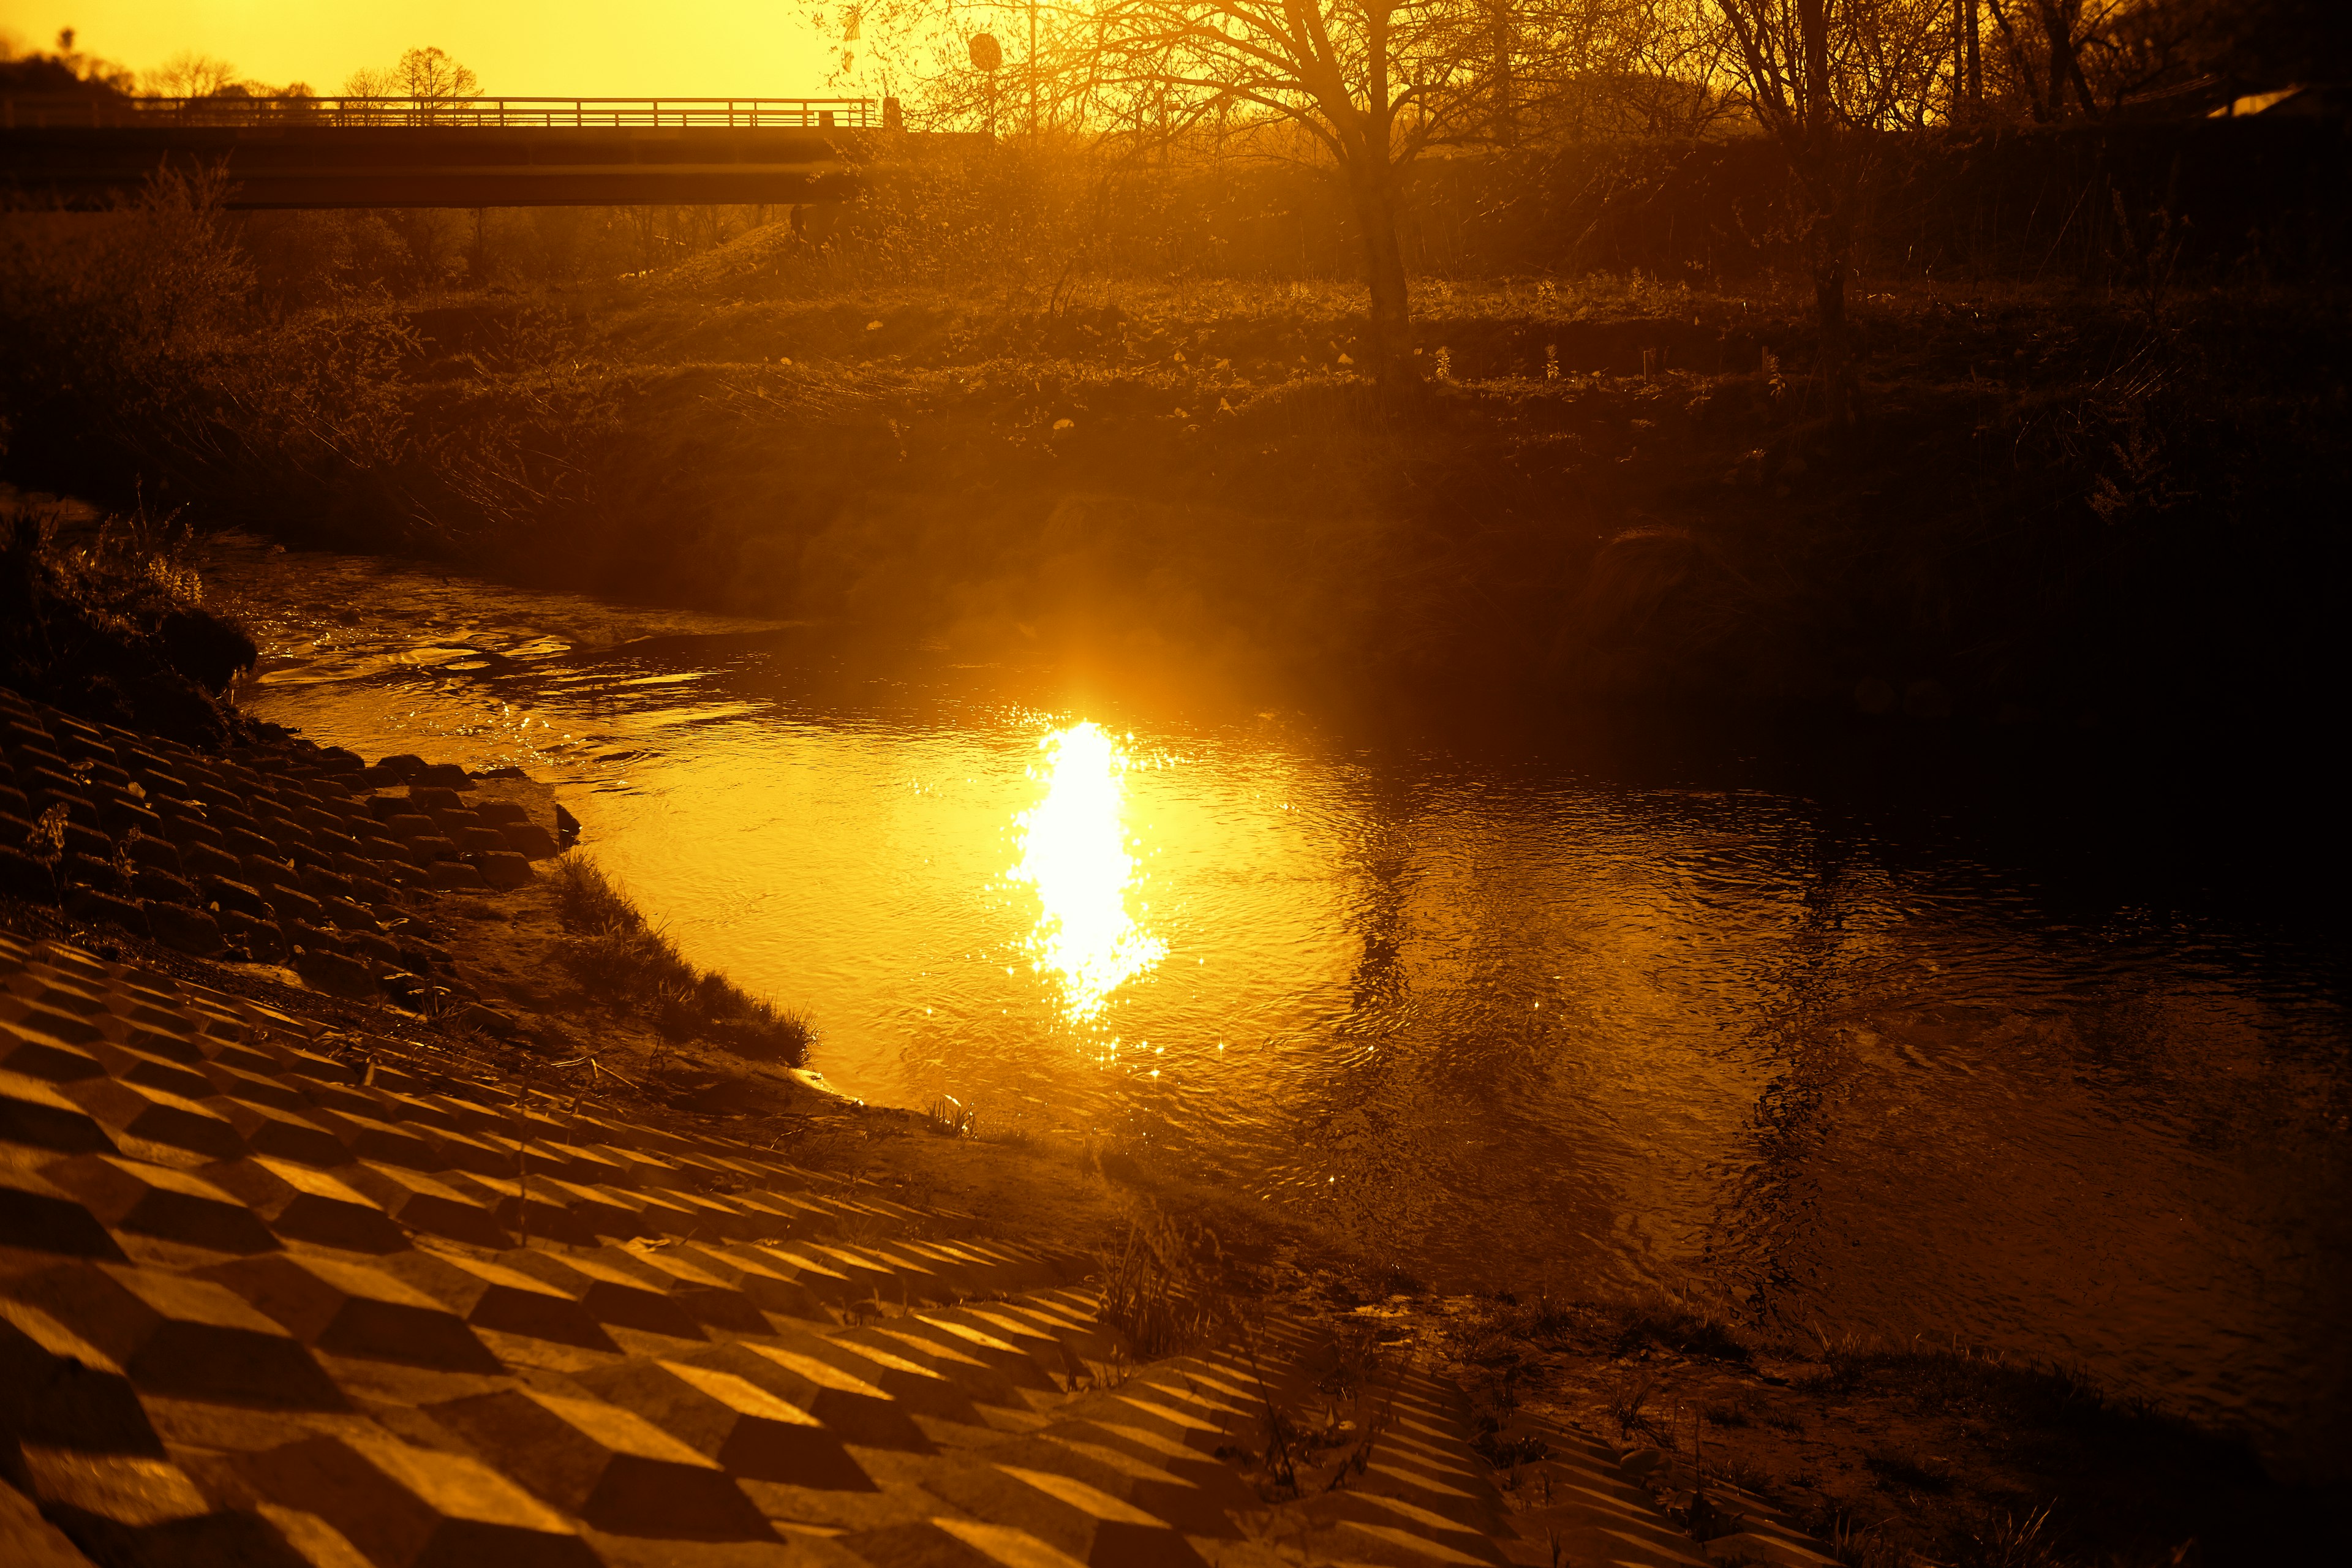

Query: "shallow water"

xmin=203 ymin=535 xmax=2350 ymax=1471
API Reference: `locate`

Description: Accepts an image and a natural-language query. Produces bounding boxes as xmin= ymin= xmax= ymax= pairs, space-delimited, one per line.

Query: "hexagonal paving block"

xmin=571 ymin=1357 xmax=874 ymax=1492
xmin=663 ymin=1242 xmax=831 ymax=1323
xmin=6 ymin=1259 xmax=345 ymax=1409
xmin=194 ymin=1156 xmax=407 ymax=1252
xmin=200 ymin=1252 xmax=504 ymax=1373
xmin=39 ymin=1152 xmax=282 ymax=1254
xmin=239 ymin=1429 xmax=600 ymax=1568
xmin=684 ymin=1340 xmax=934 ymax=1452
xmin=427 ymin=1386 xmax=780 ymax=1541
xmin=754 ymin=1327 xmax=985 ymax=1427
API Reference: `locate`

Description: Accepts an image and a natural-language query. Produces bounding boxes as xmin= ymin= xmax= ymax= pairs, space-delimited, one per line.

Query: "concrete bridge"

xmin=0 ymin=95 xmax=891 ymax=208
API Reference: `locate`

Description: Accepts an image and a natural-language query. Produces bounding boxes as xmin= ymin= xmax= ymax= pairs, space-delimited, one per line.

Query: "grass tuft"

xmin=551 ymin=852 xmax=812 ymax=1065
xmin=1095 ymin=1201 xmax=1226 ymax=1360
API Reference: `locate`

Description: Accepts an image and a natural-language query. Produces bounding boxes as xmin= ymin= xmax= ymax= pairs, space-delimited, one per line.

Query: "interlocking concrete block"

xmin=0 ymin=1074 xmax=120 ymax=1164
xmin=0 ymin=1468 xmax=99 ymax=1568
xmin=239 ymin=1430 xmax=600 ymax=1568
xmin=684 ymin=1341 xmax=935 ymax=1452
xmin=339 ymin=1162 xmax=515 ymax=1251
xmin=145 ymin=903 xmax=228 ymax=958
xmin=39 ymin=1153 xmax=282 ymax=1253
xmin=473 ymin=850 xmax=533 ymax=888
xmin=425 ymin=859 xmax=485 ymax=891
xmin=310 ymin=1107 xmax=440 ymax=1170
xmin=205 ymin=1095 xmax=355 ymax=1168
xmin=12 ymin=1443 xmax=313 ymax=1568
xmin=295 ymin=946 xmax=380 ymax=1002
xmin=837 ymin=1325 xmax=1025 ymax=1409
xmin=0 ymin=1145 xmax=127 ymax=1258
xmin=1703 ymin=1532 xmax=1839 ymax=1567
xmin=426 ymin=1387 xmax=780 ymax=1541
xmin=839 ymin=1517 xmax=1095 ymax=1568
xmin=195 ymin=1157 xmax=408 ymax=1253
xmin=495 ymin=1249 xmax=709 ymax=1340
xmin=0 ymin=1295 xmax=161 ymax=1454
xmin=376 ymin=1248 xmax=617 ymax=1352
xmin=76 ymin=1046 xmax=207 ymax=1106
xmin=2 ymin=1022 xmax=106 ymax=1082
xmin=426 ymin=1172 xmax=594 ymax=1246
xmin=573 ymin=1357 xmax=873 ymax=1492
xmin=978 ymin=1434 xmax=1250 ymax=1539
xmin=7 ymin=1259 xmax=345 ymax=1408
xmin=744 ymin=1243 xmax=861 ymax=1305
xmin=665 ymin=1243 xmax=830 ymax=1322
xmin=59 ymin=1076 xmax=248 ymax=1164
xmin=589 ymin=1245 xmax=775 ymax=1333
xmin=760 ymin=1329 xmax=984 ymax=1427
xmin=918 ymin=1463 xmax=1209 ymax=1568
xmin=200 ymin=1252 xmax=505 ymax=1374
xmin=1300 ymin=1493 xmax=1515 ymax=1567
xmin=878 ymin=1316 xmax=1064 ymax=1393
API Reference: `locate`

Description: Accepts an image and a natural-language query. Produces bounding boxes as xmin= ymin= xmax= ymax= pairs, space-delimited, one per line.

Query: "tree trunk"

xmin=1350 ymin=159 xmax=1412 ymax=384
xmin=1812 ymin=236 xmax=1851 ymax=427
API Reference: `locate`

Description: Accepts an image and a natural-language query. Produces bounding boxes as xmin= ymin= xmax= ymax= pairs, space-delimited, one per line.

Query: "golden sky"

xmin=1 ymin=1 xmax=846 ymax=97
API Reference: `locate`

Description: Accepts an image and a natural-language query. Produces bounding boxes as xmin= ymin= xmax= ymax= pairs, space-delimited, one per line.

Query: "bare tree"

xmin=1712 ymin=0 xmax=1950 ymax=424
xmin=395 ymin=47 xmax=481 ymax=105
xmin=148 ymin=50 xmax=241 ymax=99
xmin=1084 ymin=0 xmax=1502 ymax=381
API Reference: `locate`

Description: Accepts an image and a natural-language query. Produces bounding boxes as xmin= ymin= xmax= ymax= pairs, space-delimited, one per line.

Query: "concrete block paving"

xmin=1 ymin=687 xmax=1847 ymax=1568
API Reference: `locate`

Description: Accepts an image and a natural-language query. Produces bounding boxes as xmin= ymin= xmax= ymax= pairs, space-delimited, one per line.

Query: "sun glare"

xmin=1012 ymin=721 xmax=1165 ymax=1026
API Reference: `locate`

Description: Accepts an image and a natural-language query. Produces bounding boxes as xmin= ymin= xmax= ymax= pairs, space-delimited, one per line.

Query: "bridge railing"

xmin=1 ymin=95 xmax=879 ymax=130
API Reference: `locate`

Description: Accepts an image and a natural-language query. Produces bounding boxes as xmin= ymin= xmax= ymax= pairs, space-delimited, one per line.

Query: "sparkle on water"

xmin=1011 ymin=722 xmax=1166 ymax=1025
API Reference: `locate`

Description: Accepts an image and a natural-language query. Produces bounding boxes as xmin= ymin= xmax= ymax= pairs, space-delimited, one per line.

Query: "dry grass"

xmin=550 ymin=852 xmax=812 ymax=1065
xmin=1095 ymin=1200 xmax=1227 ymax=1360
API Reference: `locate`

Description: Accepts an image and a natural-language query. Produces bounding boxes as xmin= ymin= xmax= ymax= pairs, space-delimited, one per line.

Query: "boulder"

xmin=147 ymin=904 xmax=228 ymax=959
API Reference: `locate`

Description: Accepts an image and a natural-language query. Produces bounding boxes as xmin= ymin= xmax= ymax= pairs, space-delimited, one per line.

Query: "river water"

xmin=200 ymin=535 xmax=2349 ymax=1472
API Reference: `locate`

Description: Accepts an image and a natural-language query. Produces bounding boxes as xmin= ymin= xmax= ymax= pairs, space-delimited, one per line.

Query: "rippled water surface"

xmin=204 ymin=536 xmax=2350 ymax=1468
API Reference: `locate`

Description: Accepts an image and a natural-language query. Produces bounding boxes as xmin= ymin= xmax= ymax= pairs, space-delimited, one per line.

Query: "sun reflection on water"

xmin=1012 ymin=722 xmax=1166 ymax=1026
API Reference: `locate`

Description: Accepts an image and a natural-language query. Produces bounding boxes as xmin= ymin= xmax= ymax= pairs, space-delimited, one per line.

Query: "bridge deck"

xmin=0 ymin=96 xmax=884 ymax=208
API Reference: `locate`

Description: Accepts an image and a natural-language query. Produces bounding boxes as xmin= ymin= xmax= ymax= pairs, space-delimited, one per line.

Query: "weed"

xmin=1604 ymin=1368 xmax=1660 ymax=1440
xmin=924 ymin=1095 xmax=976 ymax=1136
xmin=1095 ymin=1201 xmax=1225 ymax=1360
xmin=551 ymin=853 xmax=812 ymax=1063
xmin=1864 ymin=1447 xmax=1953 ymax=1493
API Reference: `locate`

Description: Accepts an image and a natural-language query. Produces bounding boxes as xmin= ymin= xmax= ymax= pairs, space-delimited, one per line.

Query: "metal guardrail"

xmin=1 ymin=94 xmax=878 ymax=130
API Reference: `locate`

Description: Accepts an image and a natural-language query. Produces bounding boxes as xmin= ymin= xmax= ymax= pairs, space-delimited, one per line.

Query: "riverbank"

xmin=4 ymin=664 xmax=2336 ymax=1566
xmin=6 ymin=189 xmax=2347 ymax=771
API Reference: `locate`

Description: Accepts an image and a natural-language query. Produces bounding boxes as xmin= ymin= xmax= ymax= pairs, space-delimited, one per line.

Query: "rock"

xmin=501 ymin=823 xmax=559 ymax=859
xmin=63 ymin=888 xmax=148 ymax=938
xmin=0 ymin=843 xmax=57 ymax=902
xmin=417 ymin=763 xmax=472 ymax=790
xmin=426 ymin=861 xmax=486 ymax=892
xmin=456 ymin=1003 xmax=521 ymax=1039
xmin=57 ymin=854 xmax=129 ymax=897
xmin=200 ymin=876 xmax=275 ymax=922
xmin=472 ymin=852 xmax=533 ymax=891
xmin=120 ymin=834 xmax=185 ymax=876
xmin=554 ymin=803 xmax=580 ymax=840
xmin=219 ymin=910 xmax=289 ymax=964
xmin=375 ymin=753 xmax=428 ymax=778
xmin=146 ymin=904 xmax=227 ymax=959
xmin=408 ymin=786 xmax=464 ymax=813
xmin=457 ymin=826 xmax=513 ymax=856
xmin=294 ymin=946 xmax=378 ymax=1001
xmin=130 ymin=867 xmax=198 ymax=906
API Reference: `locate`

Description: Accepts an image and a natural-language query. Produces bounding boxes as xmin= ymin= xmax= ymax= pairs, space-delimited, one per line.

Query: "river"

xmin=200 ymin=533 xmax=2350 ymax=1474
